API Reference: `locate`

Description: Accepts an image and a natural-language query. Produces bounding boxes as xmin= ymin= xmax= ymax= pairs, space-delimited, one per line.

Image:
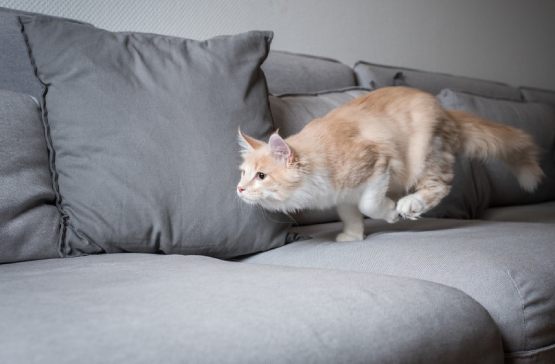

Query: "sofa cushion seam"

xmin=18 ymin=16 xmax=70 ymax=257
xmin=506 ymin=269 xmax=529 ymax=350
xmin=505 ymin=340 xmax=555 ymax=359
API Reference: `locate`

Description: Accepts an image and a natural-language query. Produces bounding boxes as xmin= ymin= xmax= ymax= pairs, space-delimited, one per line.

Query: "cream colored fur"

xmin=237 ymin=87 xmax=543 ymax=242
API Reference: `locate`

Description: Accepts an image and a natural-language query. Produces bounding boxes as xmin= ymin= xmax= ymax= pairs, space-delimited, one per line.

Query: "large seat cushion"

xmin=262 ymin=51 xmax=356 ymax=95
xmin=21 ymin=16 xmax=288 ymax=258
xmin=0 ymin=254 xmax=503 ymax=363
xmin=438 ymin=89 xmax=555 ymax=207
xmin=0 ymin=89 xmax=60 ymax=263
xmin=269 ymin=88 xmax=490 ymax=223
xmin=241 ymin=218 xmax=555 ymax=361
xmin=354 ymin=60 xmax=522 ymax=101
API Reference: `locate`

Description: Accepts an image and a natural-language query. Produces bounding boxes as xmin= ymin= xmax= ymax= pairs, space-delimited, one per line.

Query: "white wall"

xmin=2 ymin=0 xmax=554 ymax=90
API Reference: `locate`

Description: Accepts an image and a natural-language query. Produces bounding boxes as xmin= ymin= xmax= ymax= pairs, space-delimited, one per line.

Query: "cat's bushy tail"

xmin=449 ymin=109 xmax=543 ymax=192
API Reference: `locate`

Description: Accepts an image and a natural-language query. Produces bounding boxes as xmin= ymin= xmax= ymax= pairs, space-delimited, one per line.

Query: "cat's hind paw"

xmin=396 ymin=194 xmax=426 ymax=220
xmin=336 ymin=232 xmax=364 ymax=242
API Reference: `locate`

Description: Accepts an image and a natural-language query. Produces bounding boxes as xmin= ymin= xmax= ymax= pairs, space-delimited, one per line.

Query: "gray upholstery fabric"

xmin=0 ymin=254 xmax=503 ymax=364
xmin=242 ymin=218 xmax=555 ymax=355
xmin=438 ymin=89 xmax=555 ymax=206
xmin=0 ymin=8 xmax=42 ymax=98
xmin=22 ymin=17 xmax=288 ymax=258
xmin=482 ymin=201 xmax=555 ymax=223
xmin=263 ymin=51 xmax=356 ymax=95
xmin=354 ymin=61 xmax=522 ymax=101
xmin=269 ymin=88 xmax=490 ymax=223
xmin=269 ymin=88 xmax=370 ymax=137
xmin=0 ymin=7 xmax=87 ymax=99
xmin=520 ymin=87 xmax=555 ymax=105
xmin=505 ymin=344 xmax=555 ymax=364
xmin=0 ymin=89 xmax=60 ymax=263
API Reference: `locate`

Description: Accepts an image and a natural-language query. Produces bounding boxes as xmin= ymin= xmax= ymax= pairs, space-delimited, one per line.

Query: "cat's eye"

xmin=257 ymin=172 xmax=266 ymax=180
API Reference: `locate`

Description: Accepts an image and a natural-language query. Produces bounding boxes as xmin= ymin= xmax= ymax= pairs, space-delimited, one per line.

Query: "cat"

xmin=237 ymin=86 xmax=543 ymax=242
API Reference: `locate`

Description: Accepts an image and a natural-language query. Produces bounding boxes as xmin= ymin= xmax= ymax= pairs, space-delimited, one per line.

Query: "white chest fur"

xmin=276 ymin=171 xmax=366 ymax=213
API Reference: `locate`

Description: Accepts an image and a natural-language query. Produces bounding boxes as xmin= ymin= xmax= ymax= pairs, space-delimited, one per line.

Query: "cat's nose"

xmin=237 ymin=186 xmax=245 ymax=193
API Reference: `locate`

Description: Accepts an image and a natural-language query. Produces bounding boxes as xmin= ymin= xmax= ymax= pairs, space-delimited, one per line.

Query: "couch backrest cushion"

xmin=520 ymin=87 xmax=555 ymax=105
xmin=269 ymin=87 xmax=489 ymax=224
xmin=263 ymin=51 xmax=356 ymax=95
xmin=0 ymin=89 xmax=60 ymax=263
xmin=22 ymin=16 xmax=289 ymax=258
xmin=438 ymin=89 xmax=555 ymax=207
xmin=354 ymin=61 xmax=523 ymax=101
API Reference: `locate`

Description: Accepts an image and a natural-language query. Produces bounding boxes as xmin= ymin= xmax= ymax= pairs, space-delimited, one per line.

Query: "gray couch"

xmin=1 ymin=6 xmax=554 ymax=364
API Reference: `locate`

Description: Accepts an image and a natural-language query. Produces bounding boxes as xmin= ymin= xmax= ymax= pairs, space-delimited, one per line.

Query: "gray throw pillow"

xmin=269 ymin=88 xmax=488 ymax=224
xmin=423 ymin=158 xmax=490 ymax=219
xmin=22 ymin=16 xmax=288 ymax=258
xmin=0 ymin=7 xmax=87 ymax=98
xmin=438 ymin=89 xmax=555 ymax=207
xmin=0 ymin=9 xmax=42 ymax=98
xmin=0 ymin=89 xmax=60 ymax=263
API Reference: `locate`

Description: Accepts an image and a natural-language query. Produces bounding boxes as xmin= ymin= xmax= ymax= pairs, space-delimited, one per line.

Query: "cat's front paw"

xmin=336 ymin=232 xmax=364 ymax=242
xmin=396 ymin=194 xmax=426 ymax=220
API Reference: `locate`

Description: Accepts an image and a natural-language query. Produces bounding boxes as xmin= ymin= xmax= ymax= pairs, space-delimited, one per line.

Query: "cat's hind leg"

xmin=336 ymin=204 xmax=364 ymax=242
xmin=397 ymin=153 xmax=455 ymax=220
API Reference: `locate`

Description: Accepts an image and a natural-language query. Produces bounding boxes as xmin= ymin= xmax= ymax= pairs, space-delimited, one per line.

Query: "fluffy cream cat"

xmin=237 ymin=87 xmax=542 ymax=242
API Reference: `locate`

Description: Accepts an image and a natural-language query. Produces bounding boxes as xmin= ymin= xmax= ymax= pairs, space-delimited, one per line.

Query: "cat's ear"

xmin=269 ymin=132 xmax=293 ymax=164
xmin=238 ymin=128 xmax=264 ymax=153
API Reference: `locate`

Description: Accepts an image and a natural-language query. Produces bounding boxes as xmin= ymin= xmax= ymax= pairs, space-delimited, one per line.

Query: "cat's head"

xmin=237 ymin=130 xmax=305 ymax=210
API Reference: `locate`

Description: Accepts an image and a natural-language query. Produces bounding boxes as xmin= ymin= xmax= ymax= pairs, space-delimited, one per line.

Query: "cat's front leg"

xmin=359 ymin=197 xmax=399 ymax=223
xmin=357 ymin=173 xmax=400 ymax=223
xmin=336 ymin=204 xmax=364 ymax=242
